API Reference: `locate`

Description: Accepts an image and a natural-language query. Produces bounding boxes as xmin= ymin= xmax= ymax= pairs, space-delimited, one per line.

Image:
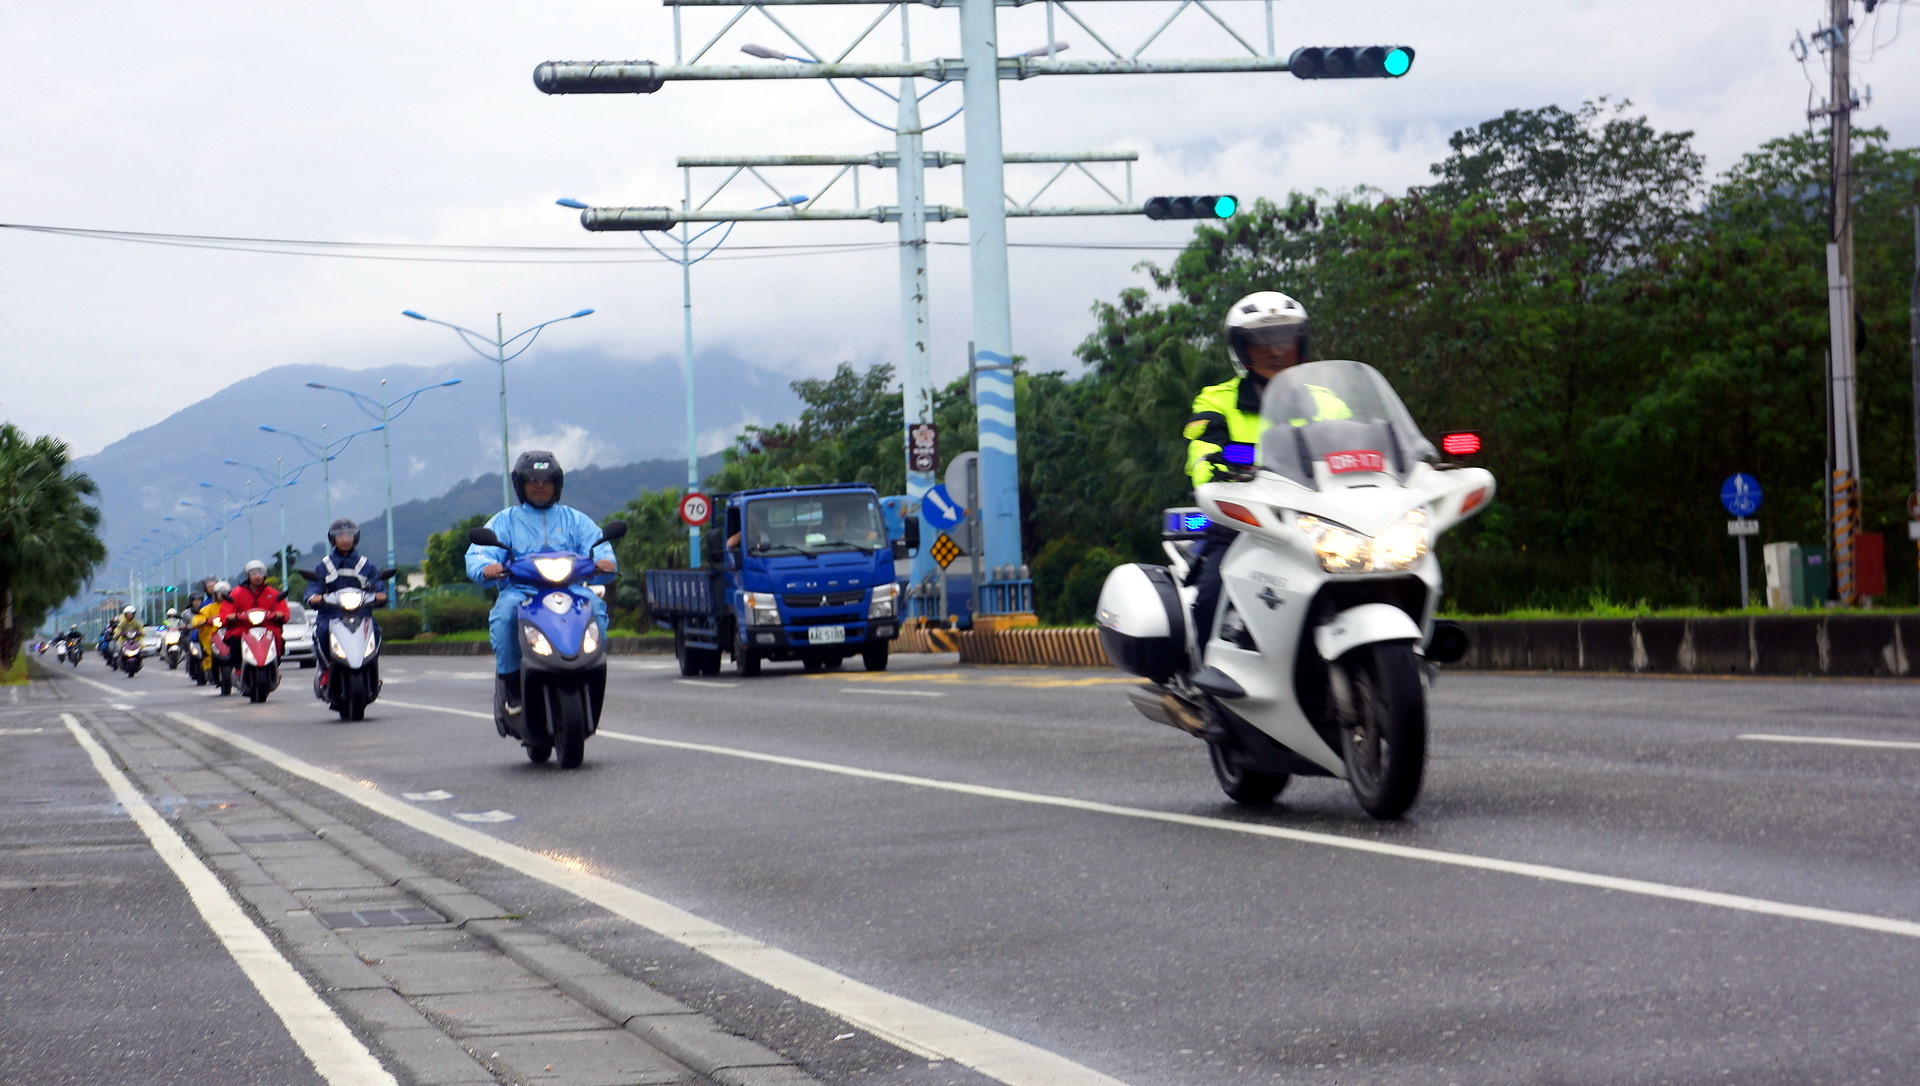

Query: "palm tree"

xmin=0 ymin=424 xmax=107 ymax=665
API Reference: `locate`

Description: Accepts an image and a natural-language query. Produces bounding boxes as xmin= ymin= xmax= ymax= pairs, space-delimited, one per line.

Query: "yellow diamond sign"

xmin=929 ymin=533 xmax=961 ymax=569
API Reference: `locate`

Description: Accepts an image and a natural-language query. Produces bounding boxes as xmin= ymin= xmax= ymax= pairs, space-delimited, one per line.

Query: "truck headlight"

xmin=744 ymin=591 xmax=781 ymax=627
xmin=868 ymin=583 xmax=898 ymax=619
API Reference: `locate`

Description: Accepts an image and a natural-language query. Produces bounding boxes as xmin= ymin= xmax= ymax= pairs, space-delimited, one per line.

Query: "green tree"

xmin=0 ymin=424 xmax=107 ymax=663
xmin=422 ymin=513 xmax=488 ymax=586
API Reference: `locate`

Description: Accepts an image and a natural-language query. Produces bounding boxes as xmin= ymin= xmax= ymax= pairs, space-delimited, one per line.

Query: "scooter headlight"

xmin=1369 ymin=510 xmax=1430 ymax=571
xmin=744 ymin=591 xmax=781 ymax=627
xmin=581 ymin=626 xmax=599 ymax=654
xmin=532 ymin=557 xmax=574 ymax=584
xmin=336 ymin=588 xmax=365 ymax=611
xmin=329 ymin=634 xmax=345 ymax=657
xmin=247 ymin=609 xmax=267 ymax=625
xmin=868 ymin=583 xmax=898 ymax=619
xmin=524 ymin=625 xmax=555 ymax=657
xmin=1296 ymin=516 xmax=1370 ymax=574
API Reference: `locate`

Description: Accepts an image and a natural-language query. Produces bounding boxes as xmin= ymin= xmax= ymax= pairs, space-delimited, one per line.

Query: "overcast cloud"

xmin=3 ymin=0 xmax=1913 ymax=457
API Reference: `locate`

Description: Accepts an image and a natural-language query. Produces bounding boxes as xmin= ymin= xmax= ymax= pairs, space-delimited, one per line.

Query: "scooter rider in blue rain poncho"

xmin=465 ymin=451 xmax=617 ymax=717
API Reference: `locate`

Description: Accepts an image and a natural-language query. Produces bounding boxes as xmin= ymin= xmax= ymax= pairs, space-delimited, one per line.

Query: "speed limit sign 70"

xmin=678 ymin=492 xmax=713 ymax=527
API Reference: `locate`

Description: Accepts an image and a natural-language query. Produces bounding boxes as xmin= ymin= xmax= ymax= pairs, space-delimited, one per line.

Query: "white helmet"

xmin=166 ymin=608 xmax=178 ymax=618
xmin=122 ymin=605 xmax=136 ymax=616
xmin=244 ymin=559 xmax=268 ymax=577
xmin=214 ymin=581 xmax=231 ymax=597
xmin=1224 ymin=291 xmax=1310 ymax=377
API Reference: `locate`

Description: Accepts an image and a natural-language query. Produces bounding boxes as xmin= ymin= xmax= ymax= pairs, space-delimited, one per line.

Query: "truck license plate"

xmin=807 ymin=625 xmax=846 ymax=645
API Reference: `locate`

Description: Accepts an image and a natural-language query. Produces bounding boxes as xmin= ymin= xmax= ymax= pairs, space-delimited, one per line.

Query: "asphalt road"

xmin=26 ymin=652 xmax=1920 ymax=1085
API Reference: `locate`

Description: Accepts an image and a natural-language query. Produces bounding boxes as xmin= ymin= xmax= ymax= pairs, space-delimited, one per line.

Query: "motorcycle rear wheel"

xmin=1337 ymin=642 xmax=1427 ymax=820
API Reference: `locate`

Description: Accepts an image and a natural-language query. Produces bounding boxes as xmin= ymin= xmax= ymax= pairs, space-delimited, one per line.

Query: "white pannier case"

xmin=1095 ymin=563 xmax=1187 ymax=683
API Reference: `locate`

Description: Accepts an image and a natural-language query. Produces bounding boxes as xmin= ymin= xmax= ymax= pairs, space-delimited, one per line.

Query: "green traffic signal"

xmin=1383 ymin=47 xmax=1412 ymax=76
xmin=1213 ymin=195 xmax=1238 ymax=218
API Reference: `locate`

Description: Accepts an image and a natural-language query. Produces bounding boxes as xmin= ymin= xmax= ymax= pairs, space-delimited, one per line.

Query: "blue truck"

xmin=645 ymin=483 xmax=916 ymax=677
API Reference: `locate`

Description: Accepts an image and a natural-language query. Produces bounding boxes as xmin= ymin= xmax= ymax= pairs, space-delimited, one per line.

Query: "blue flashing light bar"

xmin=1222 ymin=442 xmax=1257 ymax=465
xmin=1163 ymin=508 xmax=1213 ymax=536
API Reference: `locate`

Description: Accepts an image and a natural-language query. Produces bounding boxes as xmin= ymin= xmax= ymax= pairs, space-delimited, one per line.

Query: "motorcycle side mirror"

xmin=378 ymin=568 xmax=399 ymax=582
xmin=597 ymin=520 xmax=629 ymax=546
xmin=468 ymin=527 xmax=502 ymax=548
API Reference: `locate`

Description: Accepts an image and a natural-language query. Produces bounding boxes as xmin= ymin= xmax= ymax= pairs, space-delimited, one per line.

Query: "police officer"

xmin=1184 ymin=291 xmax=1313 ymax=647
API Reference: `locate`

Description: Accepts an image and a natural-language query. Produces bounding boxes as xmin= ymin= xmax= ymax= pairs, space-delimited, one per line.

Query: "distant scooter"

xmin=468 ymin=520 xmax=626 ymax=768
xmin=185 ymin=635 xmax=208 ymax=685
xmin=306 ymin=569 xmax=397 ymax=722
xmin=160 ymin=628 xmax=185 ymax=670
xmin=118 ymin=634 xmax=144 ymax=678
xmin=229 ymin=607 xmax=283 ymax=704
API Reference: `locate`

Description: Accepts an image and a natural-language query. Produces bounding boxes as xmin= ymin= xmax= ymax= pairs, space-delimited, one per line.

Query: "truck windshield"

xmin=744 ymin=494 xmax=887 ymax=555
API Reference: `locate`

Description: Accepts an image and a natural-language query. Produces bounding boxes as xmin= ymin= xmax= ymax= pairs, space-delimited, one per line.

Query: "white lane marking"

xmin=847 ymin=688 xmax=945 ymax=698
xmin=1740 ymin=733 xmax=1920 ymax=751
xmin=454 ymin=810 xmax=517 ymax=823
xmin=62 ymin=714 xmax=396 ymax=1086
xmin=402 ymin=790 xmax=454 ymax=802
xmin=166 ymin=710 xmax=1127 ymax=1086
xmin=382 ymin=699 xmax=484 ymax=718
xmin=674 ymin=679 xmax=739 ymax=689
xmin=67 ymin=671 xmax=147 ymax=699
xmin=0 ymin=727 xmax=49 ymax=735
xmin=581 ymin=731 xmax=1920 ymax=943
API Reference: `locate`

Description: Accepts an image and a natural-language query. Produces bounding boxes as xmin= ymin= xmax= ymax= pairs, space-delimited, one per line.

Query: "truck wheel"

xmin=735 ymin=637 xmax=762 ymax=677
xmin=862 ymin=641 xmax=889 ymax=672
xmin=675 ymin=629 xmax=701 ymax=677
xmin=698 ymin=648 xmax=723 ymax=676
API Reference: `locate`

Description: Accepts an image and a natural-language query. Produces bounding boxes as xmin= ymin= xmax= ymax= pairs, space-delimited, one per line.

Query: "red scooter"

xmin=226 ymin=607 xmax=284 ymax=703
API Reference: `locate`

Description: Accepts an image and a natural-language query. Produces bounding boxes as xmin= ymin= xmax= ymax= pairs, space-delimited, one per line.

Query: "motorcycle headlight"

xmin=336 ymin=588 xmax=364 ymax=611
xmin=329 ymin=634 xmax=345 ymax=657
xmin=247 ymin=609 xmax=267 ymax=625
xmin=1369 ymin=510 xmax=1430 ymax=571
xmin=524 ymin=625 xmax=555 ymax=657
xmin=1296 ymin=516 xmax=1370 ymax=574
xmin=744 ymin=591 xmax=781 ymax=627
xmin=868 ymin=583 xmax=899 ymax=619
xmin=581 ymin=626 xmax=599 ymax=654
xmin=532 ymin=557 xmax=574 ymax=584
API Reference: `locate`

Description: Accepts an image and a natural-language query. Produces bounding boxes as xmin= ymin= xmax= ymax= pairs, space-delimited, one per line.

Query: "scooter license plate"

xmin=807 ymin=625 xmax=846 ymax=645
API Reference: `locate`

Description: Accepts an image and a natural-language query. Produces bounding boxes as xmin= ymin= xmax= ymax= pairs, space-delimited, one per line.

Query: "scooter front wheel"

xmin=550 ymin=684 xmax=590 ymax=769
xmin=1337 ymin=642 xmax=1427 ymax=820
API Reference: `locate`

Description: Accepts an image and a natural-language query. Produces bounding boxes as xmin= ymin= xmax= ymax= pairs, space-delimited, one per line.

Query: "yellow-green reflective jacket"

xmin=1182 ymin=377 xmax=1352 ymax=486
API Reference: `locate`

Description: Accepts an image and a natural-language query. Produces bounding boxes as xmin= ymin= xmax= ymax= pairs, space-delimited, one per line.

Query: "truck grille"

xmin=785 ymin=589 xmax=865 ymax=608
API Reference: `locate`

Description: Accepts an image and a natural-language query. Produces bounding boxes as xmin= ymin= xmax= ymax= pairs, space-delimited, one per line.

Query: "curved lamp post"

xmin=304 ymin=378 xmax=463 ymax=581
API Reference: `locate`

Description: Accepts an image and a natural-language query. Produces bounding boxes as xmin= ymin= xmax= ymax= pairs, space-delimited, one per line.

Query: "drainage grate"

xmin=231 ymin=832 xmax=316 ymax=843
xmin=316 ymin=907 xmax=446 ymax=929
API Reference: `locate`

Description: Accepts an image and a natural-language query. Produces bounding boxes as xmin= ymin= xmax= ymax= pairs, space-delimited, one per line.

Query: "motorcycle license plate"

xmin=807 ymin=625 xmax=846 ymax=645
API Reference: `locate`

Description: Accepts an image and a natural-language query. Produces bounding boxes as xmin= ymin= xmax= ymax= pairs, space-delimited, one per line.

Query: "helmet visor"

xmin=1231 ymin=323 xmax=1307 ymax=369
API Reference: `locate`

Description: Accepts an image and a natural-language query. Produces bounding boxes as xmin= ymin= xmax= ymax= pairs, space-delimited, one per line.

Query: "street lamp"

xmin=180 ymin=500 xmax=230 ymax=575
xmin=258 ymin=423 xmax=385 ymax=525
xmin=305 ymin=378 xmax=464 ymax=582
xmin=556 ymin=194 xmax=803 ymax=558
xmin=199 ymin=480 xmax=256 ymax=560
xmin=401 ymin=307 xmax=595 ymax=510
xmin=224 ymin=458 xmax=299 ymax=587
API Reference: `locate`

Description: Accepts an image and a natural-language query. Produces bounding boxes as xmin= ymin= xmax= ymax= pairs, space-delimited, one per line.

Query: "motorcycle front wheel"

xmin=1336 ymin=642 xmax=1427 ymax=820
xmin=547 ymin=683 xmax=591 ymax=769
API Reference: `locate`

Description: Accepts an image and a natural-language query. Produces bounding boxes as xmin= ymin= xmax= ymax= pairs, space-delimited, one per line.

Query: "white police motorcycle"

xmin=1097 ymin=360 xmax=1495 ymax=819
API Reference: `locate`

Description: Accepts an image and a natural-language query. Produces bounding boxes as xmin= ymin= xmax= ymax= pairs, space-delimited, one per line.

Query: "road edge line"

xmin=60 ymin=713 xmax=399 ymax=1086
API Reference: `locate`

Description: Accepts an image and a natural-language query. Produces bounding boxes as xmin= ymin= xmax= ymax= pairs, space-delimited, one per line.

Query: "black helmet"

xmin=511 ymin=451 xmax=564 ymax=508
xmin=328 ymin=517 xmax=360 ymax=549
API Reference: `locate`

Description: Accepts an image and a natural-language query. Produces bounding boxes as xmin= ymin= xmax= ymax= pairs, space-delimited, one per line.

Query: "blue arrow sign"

xmin=921 ymin=484 xmax=964 ymax=532
xmin=1720 ymin=473 xmax=1762 ymax=518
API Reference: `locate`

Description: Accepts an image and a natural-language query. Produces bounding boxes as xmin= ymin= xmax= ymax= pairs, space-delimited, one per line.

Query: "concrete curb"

xmin=895 ymin=615 xmax=1920 ymax=678
xmin=383 ymin=637 xmax=675 ymax=657
xmin=142 ymin=711 xmax=820 ymax=1086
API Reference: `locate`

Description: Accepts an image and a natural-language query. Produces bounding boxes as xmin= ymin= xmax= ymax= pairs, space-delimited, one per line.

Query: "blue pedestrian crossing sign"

xmin=921 ymin=484 xmax=965 ymax=532
xmin=1720 ymin=473 xmax=1762 ymax=518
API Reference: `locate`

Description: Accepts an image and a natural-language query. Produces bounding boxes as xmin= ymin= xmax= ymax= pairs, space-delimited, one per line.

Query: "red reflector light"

xmin=1459 ymin=486 xmax=1488 ymax=515
xmin=1441 ymin=431 xmax=1482 ymax=457
xmin=1214 ymin=501 xmax=1261 ymax=526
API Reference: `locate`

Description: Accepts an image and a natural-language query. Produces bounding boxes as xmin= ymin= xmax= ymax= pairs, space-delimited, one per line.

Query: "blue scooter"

xmin=468 ymin=520 xmax=626 ymax=768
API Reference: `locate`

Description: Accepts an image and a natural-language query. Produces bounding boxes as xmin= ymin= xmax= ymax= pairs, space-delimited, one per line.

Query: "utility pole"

xmin=1908 ymin=182 xmax=1919 ymax=600
xmin=1815 ymin=0 xmax=1863 ymax=604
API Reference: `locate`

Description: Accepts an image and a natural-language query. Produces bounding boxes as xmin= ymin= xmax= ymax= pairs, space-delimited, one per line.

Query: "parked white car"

xmin=284 ymin=602 xmax=317 ymax=668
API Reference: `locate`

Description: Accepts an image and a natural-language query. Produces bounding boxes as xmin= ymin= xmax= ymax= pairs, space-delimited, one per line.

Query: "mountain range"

xmin=77 ymin=348 xmax=802 ymax=576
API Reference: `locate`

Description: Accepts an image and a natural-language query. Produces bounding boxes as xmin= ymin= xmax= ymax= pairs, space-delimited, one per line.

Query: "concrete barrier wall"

xmin=898 ymin=616 xmax=1920 ymax=678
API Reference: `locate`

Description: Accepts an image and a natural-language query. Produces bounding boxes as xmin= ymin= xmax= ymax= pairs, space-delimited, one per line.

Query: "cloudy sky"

xmin=4 ymin=0 xmax=1914 ymax=459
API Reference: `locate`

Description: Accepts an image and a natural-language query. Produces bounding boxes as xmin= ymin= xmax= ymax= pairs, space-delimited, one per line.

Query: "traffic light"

xmin=1288 ymin=46 xmax=1415 ymax=80
xmin=1144 ymin=195 xmax=1239 ymax=221
xmin=580 ymin=207 xmax=677 ymax=232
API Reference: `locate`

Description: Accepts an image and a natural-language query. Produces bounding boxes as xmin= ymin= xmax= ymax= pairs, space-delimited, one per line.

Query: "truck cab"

xmin=648 ymin=483 xmax=914 ymax=677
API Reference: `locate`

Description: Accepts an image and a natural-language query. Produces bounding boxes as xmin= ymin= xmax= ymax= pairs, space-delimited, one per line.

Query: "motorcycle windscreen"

xmin=1256 ymin=360 xmax=1436 ymax=489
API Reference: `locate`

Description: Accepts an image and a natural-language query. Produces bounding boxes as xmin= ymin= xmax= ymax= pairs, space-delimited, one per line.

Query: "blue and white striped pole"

xmin=960 ymin=0 xmax=1025 ymax=608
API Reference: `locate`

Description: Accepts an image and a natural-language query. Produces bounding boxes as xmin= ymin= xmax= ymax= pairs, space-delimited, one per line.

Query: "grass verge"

xmin=1 ymin=656 xmax=29 ymax=686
